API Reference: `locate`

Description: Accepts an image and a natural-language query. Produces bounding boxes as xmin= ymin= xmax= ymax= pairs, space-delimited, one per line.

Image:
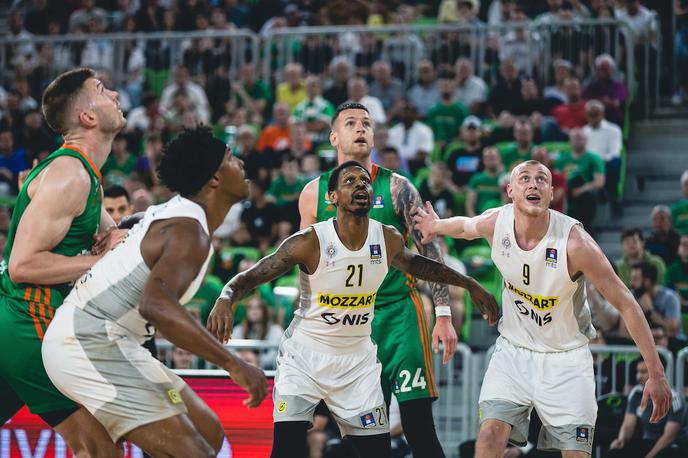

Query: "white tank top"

xmin=285 ymin=218 xmax=389 ymax=351
xmin=65 ymin=195 xmax=213 ymax=343
xmin=491 ymin=204 xmax=595 ymax=352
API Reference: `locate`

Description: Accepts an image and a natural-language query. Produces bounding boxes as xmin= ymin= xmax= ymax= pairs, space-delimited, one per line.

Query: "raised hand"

xmin=412 ymin=201 xmax=440 ymax=244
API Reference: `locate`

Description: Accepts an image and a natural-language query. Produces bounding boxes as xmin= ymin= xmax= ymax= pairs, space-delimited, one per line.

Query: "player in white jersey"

xmin=41 ymin=127 xmax=268 ymax=456
xmin=414 ymin=160 xmax=672 ymax=457
xmin=207 ymin=161 xmax=499 ymax=458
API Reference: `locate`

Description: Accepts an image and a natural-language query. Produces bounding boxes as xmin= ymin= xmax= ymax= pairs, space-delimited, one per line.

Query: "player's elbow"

xmin=8 ymin=255 xmax=32 ymax=284
xmin=139 ymin=299 xmax=167 ymax=326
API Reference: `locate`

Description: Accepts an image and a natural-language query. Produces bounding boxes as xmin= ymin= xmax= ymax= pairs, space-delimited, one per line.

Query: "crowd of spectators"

xmin=2 ymin=2 xmax=688 ymax=456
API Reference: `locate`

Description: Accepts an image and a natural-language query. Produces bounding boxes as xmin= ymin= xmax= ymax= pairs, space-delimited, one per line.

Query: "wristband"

xmin=435 ymin=305 xmax=452 ymax=317
xmin=219 ymin=285 xmax=233 ymax=301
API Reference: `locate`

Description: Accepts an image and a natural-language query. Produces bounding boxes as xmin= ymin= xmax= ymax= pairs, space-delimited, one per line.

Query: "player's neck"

xmin=338 ymin=152 xmax=372 ymax=171
xmin=193 ymin=193 xmax=237 ymax=235
xmin=513 ymin=210 xmax=550 ymax=250
xmin=333 ymin=213 xmax=369 ymax=251
xmin=62 ymin=130 xmax=115 ymax=170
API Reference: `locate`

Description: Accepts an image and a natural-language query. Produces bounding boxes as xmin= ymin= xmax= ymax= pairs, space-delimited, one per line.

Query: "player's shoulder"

xmin=31 ymin=155 xmax=91 ymax=199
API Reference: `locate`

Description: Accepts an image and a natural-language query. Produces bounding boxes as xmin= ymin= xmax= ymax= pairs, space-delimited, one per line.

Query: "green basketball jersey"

xmin=0 ymin=145 xmax=103 ymax=309
xmin=317 ymin=164 xmax=415 ymax=306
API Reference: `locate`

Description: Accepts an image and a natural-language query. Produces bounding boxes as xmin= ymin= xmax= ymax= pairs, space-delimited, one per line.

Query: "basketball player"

xmin=414 ymin=160 xmax=672 ymax=457
xmin=298 ymin=102 xmax=453 ymax=457
xmin=208 ymin=160 xmax=499 ymax=458
xmin=0 ymin=68 xmax=127 ymax=456
xmin=42 ymin=127 xmax=268 ymax=456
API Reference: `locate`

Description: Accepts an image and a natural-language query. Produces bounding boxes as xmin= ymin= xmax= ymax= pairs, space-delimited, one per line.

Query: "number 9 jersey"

xmin=491 ymin=204 xmax=596 ymax=352
xmin=285 ymin=218 xmax=389 ymax=350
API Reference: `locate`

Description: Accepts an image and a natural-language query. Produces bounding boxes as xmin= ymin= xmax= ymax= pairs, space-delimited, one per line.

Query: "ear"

xmin=207 ymin=172 xmax=221 ymax=189
xmin=328 ymin=190 xmax=338 ymax=206
xmin=78 ymin=109 xmax=97 ymax=129
xmin=329 ymin=129 xmax=337 ymax=148
xmin=506 ymin=182 xmax=513 ymax=199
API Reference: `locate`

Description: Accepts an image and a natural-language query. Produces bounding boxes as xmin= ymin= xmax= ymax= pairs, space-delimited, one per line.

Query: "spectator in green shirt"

xmin=292 ymin=75 xmax=334 ymax=144
xmin=555 ymin=128 xmax=605 ymax=229
xmin=466 ymin=146 xmax=505 ymax=216
xmin=426 ymin=70 xmax=469 ymax=149
xmin=267 ymin=154 xmax=307 ymax=231
xmin=233 ymin=63 xmax=272 ymax=124
xmin=665 ymin=234 xmax=688 ymax=308
xmin=185 ymin=273 xmax=225 ymax=326
xmin=102 ymin=134 xmax=137 ymax=186
xmin=670 ymin=170 xmax=688 ymax=235
xmin=616 ymin=228 xmax=667 ymax=288
xmin=499 ymin=118 xmax=537 ymax=171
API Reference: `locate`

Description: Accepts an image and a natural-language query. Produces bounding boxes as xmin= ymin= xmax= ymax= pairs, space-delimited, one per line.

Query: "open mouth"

xmin=526 ymin=194 xmax=541 ymax=203
xmin=354 ymin=137 xmax=367 ymax=145
xmin=353 ymin=190 xmax=369 ymax=202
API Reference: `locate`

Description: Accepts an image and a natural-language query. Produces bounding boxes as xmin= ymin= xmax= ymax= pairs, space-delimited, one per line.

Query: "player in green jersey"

xmin=0 ymin=68 xmax=126 ymax=456
xmin=298 ymin=102 xmax=456 ymax=457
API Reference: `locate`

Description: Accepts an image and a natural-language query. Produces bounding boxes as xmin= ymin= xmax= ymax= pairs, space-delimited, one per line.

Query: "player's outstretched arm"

xmin=139 ymin=218 xmax=268 ymax=408
xmin=568 ymin=225 xmax=672 ymax=422
xmin=208 ymin=229 xmax=318 ymax=343
xmin=413 ymin=201 xmax=498 ymax=244
xmin=384 ymin=226 xmax=499 ymax=326
xmin=9 ymin=157 xmax=103 ymax=285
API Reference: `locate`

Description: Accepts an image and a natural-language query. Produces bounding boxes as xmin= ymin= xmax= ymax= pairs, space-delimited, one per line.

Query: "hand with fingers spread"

xmin=467 ymin=279 xmax=500 ymax=326
xmin=641 ymin=373 xmax=672 ymax=423
xmin=432 ymin=316 xmax=457 ymax=365
xmin=412 ymin=201 xmax=440 ymax=244
xmin=207 ymin=297 xmax=235 ymax=344
xmin=228 ymin=358 xmax=268 ymax=408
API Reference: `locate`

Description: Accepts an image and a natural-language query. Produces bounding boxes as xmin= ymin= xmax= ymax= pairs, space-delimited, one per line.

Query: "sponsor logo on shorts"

xmin=317 ymin=293 xmax=376 ymax=308
xmin=360 ymin=412 xmax=376 ymax=428
xmin=167 ymin=389 xmax=182 ymax=404
xmin=277 ymin=401 xmax=287 ymax=413
xmin=506 ymin=282 xmax=559 ymax=311
xmin=576 ymin=426 xmax=590 ymax=444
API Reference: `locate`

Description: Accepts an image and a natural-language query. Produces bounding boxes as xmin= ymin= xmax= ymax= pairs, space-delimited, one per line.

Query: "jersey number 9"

xmin=523 ymin=264 xmax=530 ymax=285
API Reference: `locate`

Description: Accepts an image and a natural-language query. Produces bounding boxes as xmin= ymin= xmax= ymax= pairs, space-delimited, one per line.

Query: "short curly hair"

xmin=327 ymin=160 xmax=370 ymax=194
xmin=157 ymin=127 xmax=226 ymax=197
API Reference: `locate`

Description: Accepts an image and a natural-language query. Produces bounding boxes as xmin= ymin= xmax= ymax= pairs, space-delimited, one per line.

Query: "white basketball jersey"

xmin=491 ymin=204 xmax=595 ymax=352
xmin=285 ymin=218 xmax=389 ymax=350
xmin=64 ymin=195 xmax=213 ymax=343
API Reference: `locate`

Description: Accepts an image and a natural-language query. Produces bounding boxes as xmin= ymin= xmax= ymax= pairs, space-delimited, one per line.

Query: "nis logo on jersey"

xmin=318 ymin=292 xmax=376 ymax=308
xmin=506 ymin=282 xmax=559 ymax=327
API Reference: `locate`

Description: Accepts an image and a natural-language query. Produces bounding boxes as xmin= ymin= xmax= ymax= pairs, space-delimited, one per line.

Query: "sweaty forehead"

xmin=338 ymin=109 xmax=371 ymax=124
xmin=511 ymin=163 xmax=551 ymax=182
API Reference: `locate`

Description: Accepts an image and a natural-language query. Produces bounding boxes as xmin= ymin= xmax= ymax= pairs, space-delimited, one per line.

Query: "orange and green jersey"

xmin=0 ymin=145 xmax=103 ymax=315
xmin=317 ymin=164 xmax=416 ymax=306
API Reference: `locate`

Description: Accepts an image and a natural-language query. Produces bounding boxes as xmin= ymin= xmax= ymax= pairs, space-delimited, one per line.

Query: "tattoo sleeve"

xmin=395 ymin=248 xmax=475 ymax=291
xmin=227 ymin=235 xmax=301 ymax=302
xmin=391 ymin=174 xmax=451 ymax=307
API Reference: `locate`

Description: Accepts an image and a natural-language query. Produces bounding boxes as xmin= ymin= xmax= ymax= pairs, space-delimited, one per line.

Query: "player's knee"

xmin=476 ymin=422 xmax=509 ymax=450
xmin=70 ymin=438 xmax=122 ymax=458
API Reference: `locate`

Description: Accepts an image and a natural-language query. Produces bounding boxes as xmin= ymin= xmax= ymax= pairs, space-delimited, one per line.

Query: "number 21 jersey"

xmin=286 ymin=218 xmax=389 ymax=350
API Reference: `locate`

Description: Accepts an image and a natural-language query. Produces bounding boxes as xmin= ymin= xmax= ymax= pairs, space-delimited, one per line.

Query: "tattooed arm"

xmin=384 ymin=225 xmax=499 ymax=326
xmin=390 ymin=173 xmax=451 ymax=308
xmin=207 ymin=228 xmax=319 ymax=342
